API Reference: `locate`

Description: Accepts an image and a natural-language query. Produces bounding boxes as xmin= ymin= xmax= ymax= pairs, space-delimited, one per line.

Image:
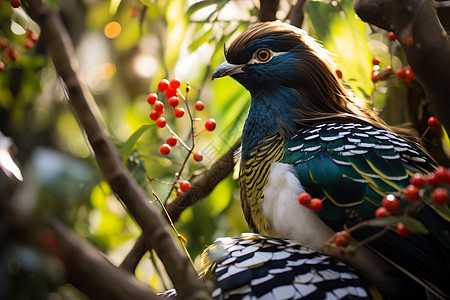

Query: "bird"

xmin=160 ymin=233 xmax=375 ymax=300
xmin=211 ymin=21 xmax=450 ymax=299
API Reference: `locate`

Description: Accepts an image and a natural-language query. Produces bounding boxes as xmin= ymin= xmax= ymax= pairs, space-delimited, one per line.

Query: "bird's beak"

xmin=212 ymin=61 xmax=245 ymax=80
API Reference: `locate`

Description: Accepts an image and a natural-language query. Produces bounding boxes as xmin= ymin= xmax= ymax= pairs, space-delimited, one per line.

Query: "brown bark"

xmin=24 ymin=0 xmax=209 ymax=298
xmin=49 ymin=221 xmax=159 ymax=300
xmin=289 ymin=0 xmax=308 ymax=28
xmin=354 ymin=0 xmax=450 ymax=135
xmin=259 ymin=0 xmax=280 ymax=21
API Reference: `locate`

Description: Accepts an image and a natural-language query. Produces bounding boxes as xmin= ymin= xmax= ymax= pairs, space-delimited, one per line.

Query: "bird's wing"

xmin=282 ymin=122 xmax=436 ymax=226
xmin=200 ymin=233 xmax=374 ymax=300
xmin=282 ymin=122 xmax=450 ymax=298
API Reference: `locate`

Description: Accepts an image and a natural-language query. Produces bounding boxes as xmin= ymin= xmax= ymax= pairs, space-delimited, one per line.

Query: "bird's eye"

xmin=256 ymin=48 xmax=271 ymax=62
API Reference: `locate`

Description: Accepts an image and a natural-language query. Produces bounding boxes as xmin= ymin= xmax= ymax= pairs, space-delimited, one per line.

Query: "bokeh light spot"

xmin=104 ymin=21 xmax=121 ymax=39
xmin=98 ymin=62 xmax=116 ymax=80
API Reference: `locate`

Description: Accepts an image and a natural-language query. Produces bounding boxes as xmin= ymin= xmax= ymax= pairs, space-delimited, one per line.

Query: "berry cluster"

xmin=146 ymin=78 xmax=216 ymax=196
xmin=0 ymin=30 xmax=39 ymax=72
xmin=298 ymin=192 xmax=323 ymax=212
xmin=370 ymin=31 xmax=414 ymax=84
xmin=370 ymin=57 xmax=414 ymax=84
xmin=148 ymin=78 xmax=215 ymax=157
xmin=375 ymin=167 xmax=450 ymax=237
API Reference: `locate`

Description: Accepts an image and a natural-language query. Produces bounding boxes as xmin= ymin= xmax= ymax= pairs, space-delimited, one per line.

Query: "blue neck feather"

xmin=241 ymin=86 xmax=302 ymax=160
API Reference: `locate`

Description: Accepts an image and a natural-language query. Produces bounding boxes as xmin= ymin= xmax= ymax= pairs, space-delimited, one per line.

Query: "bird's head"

xmin=212 ymin=21 xmax=386 ymax=130
xmin=212 ymin=21 xmax=336 ymax=94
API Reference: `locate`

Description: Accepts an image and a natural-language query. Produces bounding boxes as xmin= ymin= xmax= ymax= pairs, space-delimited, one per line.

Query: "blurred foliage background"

xmin=0 ymin=0 xmax=426 ymax=298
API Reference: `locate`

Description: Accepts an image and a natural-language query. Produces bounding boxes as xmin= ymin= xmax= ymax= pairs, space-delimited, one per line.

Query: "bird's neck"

xmin=241 ymin=87 xmax=301 ymax=160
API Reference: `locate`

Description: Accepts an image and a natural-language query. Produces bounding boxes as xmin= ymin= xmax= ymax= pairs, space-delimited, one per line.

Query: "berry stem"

xmin=165 ymin=123 xmax=190 ymax=151
xmin=177 ymin=84 xmax=196 ymax=150
xmin=352 ymin=227 xmax=389 ymax=251
xmin=151 ymin=190 xmax=195 ymax=268
xmin=161 ymin=85 xmax=197 ymax=204
xmin=145 ymin=174 xmax=173 ymax=185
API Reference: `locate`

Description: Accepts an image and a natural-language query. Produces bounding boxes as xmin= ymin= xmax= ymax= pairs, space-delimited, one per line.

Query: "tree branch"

xmin=354 ymin=0 xmax=450 ymax=134
xmin=121 ymin=139 xmax=241 ymax=273
xmin=24 ymin=0 xmax=209 ymax=298
xmin=289 ymin=0 xmax=308 ymax=28
xmin=48 ymin=220 xmax=159 ymax=300
xmin=259 ymin=0 xmax=280 ymax=21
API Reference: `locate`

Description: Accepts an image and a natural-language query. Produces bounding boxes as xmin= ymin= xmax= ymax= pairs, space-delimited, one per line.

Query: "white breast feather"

xmin=262 ymin=162 xmax=334 ymax=250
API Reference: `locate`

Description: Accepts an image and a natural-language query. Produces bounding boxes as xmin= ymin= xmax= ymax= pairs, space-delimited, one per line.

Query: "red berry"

xmin=27 ymin=30 xmax=38 ymax=42
xmin=4 ymin=48 xmax=18 ymax=62
xmin=156 ymin=117 xmax=166 ymax=128
xmin=166 ymin=135 xmax=177 ymax=147
xmin=194 ymin=100 xmax=204 ymax=111
xmin=308 ymin=198 xmax=323 ymax=212
xmin=405 ymin=66 xmax=414 ymax=80
xmin=375 ymin=207 xmax=388 ymax=218
xmin=174 ymin=107 xmax=185 ymax=118
xmin=180 ymin=180 xmax=191 ymax=192
xmin=432 ymin=187 xmax=449 ymax=205
xmin=388 ymin=32 xmax=396 ymax=41
xmin=149 ymin=110 xmax=159 ymax=121
xmin=442 ymin=169 xmax=450 ymax=184
xmin=147 ymin=93 xmax=158 ymax=105
xmin=335 ymin=69 xmax=343 ymax=79
xmin=193 ymin=151 xmax=203 ymax=162
xmin=335 ymin=231 xmax=350 ymax=247
xmin=169 ymin=78 xmax=181 ymax=89
xmin=10 ymin=0 xmax=21 ymax=8
xmin=396 ymin=222 xmax=412 ymax=237
xmin=154 ymin=100 xmax=164 ymax=112
xmin=158 ymin=79 xmax=169 ymax=91
xmin=157 ymin=108 xmax=164 ymax=115
xmin=0 ymin=61 xmax=4 ymax=72
xmin=410 ymin=173 xmax=425 ymax=188
xmin=404 ymin=185 xmax=419 ymax=202
xmin=372 ymin=57 xmax=380 ymax=65
xmin=385 ymin=65 xmax=392 ymax=73
xmin=165 ymin=86 xmax=177 ymax=98
xmin=427 ymin=116 xmax=439 ymax=128
xmin=159 ymin=144 xmax=171 ymax=155
xmin=396 ymin=67 xmax=406 ymax=79
xmin=434 ymin=166 xmax=448 ymax=183
xmin=0 ymin=38 xmax=8 ymax=49
xmin=371 ymin=72 xmax=379 ymax=83
xmin=406 ymin=37 xmax=414 ymax=46
xmin=405 ymin=67 xmax=414 ymax=84
xmin=168 ymin=96 xmax=180 ymax=107
xmin=426 ymin=172 xmax=439 ymax=186
xmin=298 ymin=192 xmax=312 ymax=206
xmin=205 ymin=118 xmax=216 ymax=131
xmin=381 ymin=194 xmax=399 ymax=212
xmin=23 ymin=39 xmax=34 ymax=49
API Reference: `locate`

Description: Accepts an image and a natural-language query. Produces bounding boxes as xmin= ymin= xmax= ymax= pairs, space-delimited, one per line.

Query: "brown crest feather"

xmin=227 ymin=21 xmax=416 ymax=140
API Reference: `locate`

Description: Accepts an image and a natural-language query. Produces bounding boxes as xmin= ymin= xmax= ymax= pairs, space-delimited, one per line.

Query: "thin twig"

xmin=151 ymin=190 xmax=195 ymax=269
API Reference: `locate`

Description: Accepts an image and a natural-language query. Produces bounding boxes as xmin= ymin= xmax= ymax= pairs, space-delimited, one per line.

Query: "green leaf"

xmin=187 ymin=0 xmax=225 ymax=17
xmin=189 ymin=26 xmax=213 ymax=52
xmin=367 ymin=216 xmax=429 ymax=234
xmin=109 ymin=0 xmax=122 ymax=15
xmin=430 ymin=202 xmax=450 ymax=222
xmin=120 ymin=124 xmax=153 ymax=157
